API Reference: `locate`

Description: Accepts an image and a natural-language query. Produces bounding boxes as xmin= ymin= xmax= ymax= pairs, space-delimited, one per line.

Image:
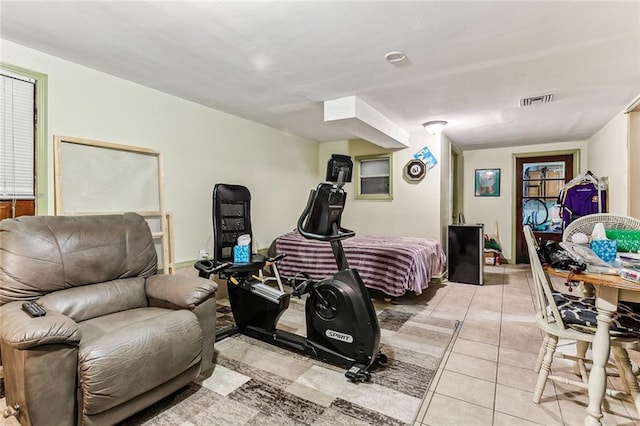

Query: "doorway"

xmin=514 ymin=153 xmax=576 ymax=263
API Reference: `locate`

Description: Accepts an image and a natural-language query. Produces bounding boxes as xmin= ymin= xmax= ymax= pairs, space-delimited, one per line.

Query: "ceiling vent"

xmin=520 ymin=94 xmax=553 ymax=107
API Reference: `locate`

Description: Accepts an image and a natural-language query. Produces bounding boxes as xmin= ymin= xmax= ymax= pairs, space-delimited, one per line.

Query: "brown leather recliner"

xmin=0 ymin=213 xmax=217 ymax=426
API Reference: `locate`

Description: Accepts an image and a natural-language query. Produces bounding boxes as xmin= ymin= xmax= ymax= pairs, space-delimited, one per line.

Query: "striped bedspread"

xmin=273 ymin=230 xmax=446 ymax=297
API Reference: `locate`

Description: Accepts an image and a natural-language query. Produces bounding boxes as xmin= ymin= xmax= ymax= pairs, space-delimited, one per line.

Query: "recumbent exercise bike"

xmin=195 ymin=154 xmax=386 ymax=382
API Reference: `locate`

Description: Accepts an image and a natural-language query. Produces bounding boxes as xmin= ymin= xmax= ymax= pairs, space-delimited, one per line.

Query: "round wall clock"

xmin=404 ymin=159 xmax=427 ymax=181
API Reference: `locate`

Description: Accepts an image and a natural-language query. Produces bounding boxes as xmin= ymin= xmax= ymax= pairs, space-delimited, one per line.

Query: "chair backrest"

xmin=563 ymin=213 xmax=640 ymax=242
xmin=523 ymin=225 xmax=566 ymax=329
xmin=0 ymin=213 xmax=157 ymax=305
xmin=212 ymin=183 xmax=253 ymax=263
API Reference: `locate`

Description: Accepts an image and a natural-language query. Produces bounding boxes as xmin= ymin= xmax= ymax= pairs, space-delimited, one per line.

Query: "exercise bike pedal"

xmin=291 ymin=272 xmax=315 ymax=298
xmin=375 ymin=351 xmax=388 ymax=367
xmin=345 ymin=364 xmax=371 ymax=382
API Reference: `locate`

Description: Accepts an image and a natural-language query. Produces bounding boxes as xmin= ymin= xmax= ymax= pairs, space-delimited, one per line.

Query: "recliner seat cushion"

xmin=77 ymin=308 xmax=203 ymax=415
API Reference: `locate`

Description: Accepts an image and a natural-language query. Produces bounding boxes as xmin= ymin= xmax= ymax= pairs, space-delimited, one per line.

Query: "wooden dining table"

xmin=547 ymin=267 xmax=640 ymax=425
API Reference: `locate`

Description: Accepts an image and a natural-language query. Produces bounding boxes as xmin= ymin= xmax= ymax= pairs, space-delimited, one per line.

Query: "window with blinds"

xmin=355 ymin=154 xmax=393 ymax=200
xmin=1 ymin=73 xmax=35 ymax=200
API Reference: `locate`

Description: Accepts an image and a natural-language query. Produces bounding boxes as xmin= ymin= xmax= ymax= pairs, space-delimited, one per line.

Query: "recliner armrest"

xmin=0 ymin=302 xmax=81 ymax=350
xmin=146 ymin=275 xmax=217 ymax=309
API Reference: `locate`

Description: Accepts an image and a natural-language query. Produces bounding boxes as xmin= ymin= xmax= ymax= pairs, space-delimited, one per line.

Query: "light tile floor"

xmin=414 ymin=264 xmax=640 ymax=426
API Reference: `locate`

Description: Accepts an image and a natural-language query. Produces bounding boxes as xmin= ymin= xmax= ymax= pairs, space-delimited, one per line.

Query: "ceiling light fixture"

xmin=385 ymin=51 xmax=406 ymax=63
xmin=422 ymin=120 xmax=447 ymax=135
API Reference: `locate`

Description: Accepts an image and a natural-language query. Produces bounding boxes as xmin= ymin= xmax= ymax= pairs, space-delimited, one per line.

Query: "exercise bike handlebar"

xmin=298 ymin=225 xmax=355 ymax=242
xmin=297 ymin=190 xmax=355 ymax=241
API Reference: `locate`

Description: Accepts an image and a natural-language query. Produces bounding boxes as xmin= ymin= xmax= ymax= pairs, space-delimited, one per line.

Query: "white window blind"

xmin=359 ymin=158 xmax=390 ymax=195
xmin=0 ymin=73 xmax=35 ymax=199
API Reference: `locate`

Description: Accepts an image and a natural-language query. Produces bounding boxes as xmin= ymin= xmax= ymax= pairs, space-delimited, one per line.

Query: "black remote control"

xmin=22 ymin=301 xmax=47 ymax=317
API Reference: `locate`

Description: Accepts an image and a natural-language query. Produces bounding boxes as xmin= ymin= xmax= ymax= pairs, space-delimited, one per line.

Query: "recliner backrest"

xmin=0 ymin=213 xmax=157 ymax=304
xmin=212 ymin=184 xmax=253 ymax=263
xmin=39 ymin=277 xmax=148 ymax=322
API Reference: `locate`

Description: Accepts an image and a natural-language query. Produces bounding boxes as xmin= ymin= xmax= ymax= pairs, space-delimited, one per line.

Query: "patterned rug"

xmin=118 ymin=292 xmax=461 ymax=425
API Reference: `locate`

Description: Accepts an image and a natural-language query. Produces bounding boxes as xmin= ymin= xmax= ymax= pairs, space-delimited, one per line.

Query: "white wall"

xmin=587 ymin=110 xmax=630 ymax=215
xmin=1 ymin=39 xmax=319 ymax=263
xmin=463 ymin=141 xmax=588 ymax=260
xmin=319 ymin=134 xmax=444 ymax=240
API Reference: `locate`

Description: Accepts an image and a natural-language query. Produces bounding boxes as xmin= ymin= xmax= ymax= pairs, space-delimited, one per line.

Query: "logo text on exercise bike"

xmin=325 ymin=329 xmax=353 ymax=343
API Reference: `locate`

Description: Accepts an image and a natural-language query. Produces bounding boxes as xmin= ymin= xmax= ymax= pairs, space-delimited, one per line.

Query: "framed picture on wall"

xmin=475 ymin=168 xmax=500 ymax=197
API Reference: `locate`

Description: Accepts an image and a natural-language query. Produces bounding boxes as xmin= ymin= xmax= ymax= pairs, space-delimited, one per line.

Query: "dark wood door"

xmin=515 ymin=154 xmax=574 ymax=263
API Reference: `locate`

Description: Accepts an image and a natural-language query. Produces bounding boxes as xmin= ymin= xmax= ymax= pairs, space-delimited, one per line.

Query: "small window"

xmin=1 ymin=72 xmax=35 ymax=201
xmin=355 ymin=154 xmax=393 ymax=200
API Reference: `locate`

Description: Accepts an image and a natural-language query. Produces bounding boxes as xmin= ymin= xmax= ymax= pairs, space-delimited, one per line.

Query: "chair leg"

xmin=612 ymin=347 xmax=640 ymax=413
xmin=534 ymin=334 xmax=558 ymax=403
xmin=535 ymin=335 xmax=549 ymax=374
xmin=574 ymin=340 xmax=590 ymax=382
xmin=613 ymin=347 xmax=631 ymax=395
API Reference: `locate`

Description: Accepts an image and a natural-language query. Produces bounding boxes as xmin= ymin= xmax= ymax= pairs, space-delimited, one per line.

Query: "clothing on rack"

xmin=557 ymin=171 xmax=606 ymax=228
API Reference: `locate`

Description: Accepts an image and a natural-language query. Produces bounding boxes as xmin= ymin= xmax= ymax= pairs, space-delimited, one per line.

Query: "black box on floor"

xmin=448 ymin=224 xmax=484 ymax=285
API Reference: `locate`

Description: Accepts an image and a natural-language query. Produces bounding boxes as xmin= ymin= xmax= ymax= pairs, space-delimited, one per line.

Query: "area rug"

xmin=119 ymin=294 xmax=461 ymax=426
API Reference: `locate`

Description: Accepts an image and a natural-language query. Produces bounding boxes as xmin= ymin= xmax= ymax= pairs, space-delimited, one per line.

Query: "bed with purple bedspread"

xmin=271 ymin=230 xmax=446 ymax=297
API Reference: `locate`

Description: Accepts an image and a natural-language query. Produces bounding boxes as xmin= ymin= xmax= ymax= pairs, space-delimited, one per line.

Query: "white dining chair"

xmin=524 ymin=225 xmax=640 ymax=404
xmin=562 ymin=214 xmax=640 ymax=374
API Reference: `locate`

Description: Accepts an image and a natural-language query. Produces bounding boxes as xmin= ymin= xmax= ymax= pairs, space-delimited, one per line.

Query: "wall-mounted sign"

xmin=404 ymin=159 xmax=427 ymax=181
xmin=413 ymin=146 xmax=438 ymax=170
